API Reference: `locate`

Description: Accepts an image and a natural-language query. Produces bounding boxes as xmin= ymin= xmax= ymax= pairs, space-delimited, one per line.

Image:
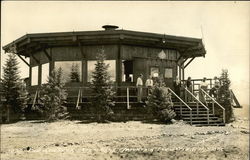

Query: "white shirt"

xmin=145 ymin=79 xmax=153 ymax=87
xmin=136 ymin=77 xmax=143 ymax=86
xmin=200 ymin=81 xmax=208 ymax=88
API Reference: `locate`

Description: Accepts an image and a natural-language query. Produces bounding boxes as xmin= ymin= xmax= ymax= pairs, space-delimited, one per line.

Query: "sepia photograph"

xmin=0 ymin=1 xmax=249 ymax=160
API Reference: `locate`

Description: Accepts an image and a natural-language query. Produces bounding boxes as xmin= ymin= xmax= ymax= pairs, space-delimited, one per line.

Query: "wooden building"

xmin=4 ymin=25 xmax=230 ymax=126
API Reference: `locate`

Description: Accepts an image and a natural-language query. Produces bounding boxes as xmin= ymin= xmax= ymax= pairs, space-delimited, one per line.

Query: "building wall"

xmin=29 ymin=44 xmax=179 ymax=88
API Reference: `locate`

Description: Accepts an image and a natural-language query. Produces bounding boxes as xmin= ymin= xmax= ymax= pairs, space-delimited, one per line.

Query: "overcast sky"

xmin=1 ymin=1 xmax=249 ymax=104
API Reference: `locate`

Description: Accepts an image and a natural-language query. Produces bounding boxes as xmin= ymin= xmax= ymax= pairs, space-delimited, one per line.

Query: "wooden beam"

xmin=29 ymin=53 xmax=40 ymax=64
xmin=17 ymin=54 xmax=30 ymax=67
xmin=180 ymin=58 xmax=188 ymax=66
xmin=43 ymin=49 xmax=52 ymax=61
xmin=184 ymin=57 xmax=195 ymax=68
xmin=177 ymin=55 xmax=182 ymax=65
xmin=78 ymin=41 xmax=85 ymax=58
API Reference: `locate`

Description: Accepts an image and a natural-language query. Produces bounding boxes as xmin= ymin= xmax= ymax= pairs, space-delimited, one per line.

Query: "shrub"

xmin=146 ymin=78 xmax=176 ymax=122
xmin=1 ymin=53 xmax=28 ymax=120
xmin=90 ymin=51 xmax=115 ymax=122
xmin=218 ymin=69 xmax=234 ymax=122
xmin=37 ymin=68 xmax=69 ymax=121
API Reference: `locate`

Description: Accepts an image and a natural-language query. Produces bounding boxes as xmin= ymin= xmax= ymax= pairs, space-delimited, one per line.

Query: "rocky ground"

xmin=0 ymin=107 xmax=249 ymax=160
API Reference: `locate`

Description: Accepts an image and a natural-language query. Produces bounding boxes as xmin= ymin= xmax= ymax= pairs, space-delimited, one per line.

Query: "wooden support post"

xmin=117 ymin=43 xmax=122 ymax=85
xmin=38 ymin=64 xmax=42 ymax=85
xmin=182 ymin=67 xmax=185 ymax=81
xmin=178 ymin=65 xmax=182 ymax=79
xmin=78 ymin=42 xmax=85 ymax=58
xmin=78 ymin=41 xmax=86 ymax=84
xmin=49 ymin=48 xmax=54 ymax=76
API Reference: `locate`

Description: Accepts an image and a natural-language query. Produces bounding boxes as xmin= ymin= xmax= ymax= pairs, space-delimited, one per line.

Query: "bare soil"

xmin=0 ymin=108 xmax=249 ymax=160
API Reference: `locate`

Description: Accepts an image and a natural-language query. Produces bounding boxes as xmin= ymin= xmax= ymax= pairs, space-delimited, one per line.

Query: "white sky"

xmin=1 ymin=1 xmax=249 ymax=105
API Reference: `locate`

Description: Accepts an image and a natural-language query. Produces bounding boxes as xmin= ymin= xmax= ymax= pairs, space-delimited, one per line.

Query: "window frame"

xmin=164 ymin=67 xmax=173 ymax=79
xmin=54 ymin=60 xmax=83 ymax=83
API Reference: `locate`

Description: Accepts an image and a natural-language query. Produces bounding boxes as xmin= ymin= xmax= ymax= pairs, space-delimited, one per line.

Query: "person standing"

xmin=199 ymin=77 xmax=209 ymax=104
xmin=209 ymin=76 xmax=220 ymax=99
xmin=136 ymin=74 xmax=143 ymax=102
xmin=145 ymin=75 xmax=153 ymax=95
xmin=173 ymin=76 xmax=181 ymax=96
xmin=186 ymin=77 xmax=193 ymax=101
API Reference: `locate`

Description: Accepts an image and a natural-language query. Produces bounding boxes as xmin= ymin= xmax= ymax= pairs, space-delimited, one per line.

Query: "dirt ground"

xmin=0 ymin=107 xmax=249 ymax=160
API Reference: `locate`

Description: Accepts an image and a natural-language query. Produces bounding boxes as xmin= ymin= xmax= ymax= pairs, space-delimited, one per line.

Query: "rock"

xmin=171 ymin=119 xmax=176 ymax=123
xmin=55 ymin=143 xmax=60 ymax=146
xmin=207 ymin=131 xmax=214 ymax=134
xmin=180 ymin=133 xmax=187 ymax=136
xmin=224 ymin=131 xmax=230 ymax=135
xmin=23 ymin=146 xmax=31 ymax=151
xmin=191 ymin=136 xmax=195 ymax=139
xmin=240 ymin=130 xmax=250 ymax=134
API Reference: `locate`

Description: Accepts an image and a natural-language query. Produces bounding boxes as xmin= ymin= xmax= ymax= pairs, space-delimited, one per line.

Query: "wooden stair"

xmin=173 ymin=101 xmax=225 ymax=126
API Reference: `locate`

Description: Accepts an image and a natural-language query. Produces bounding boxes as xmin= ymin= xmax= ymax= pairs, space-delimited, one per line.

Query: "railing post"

xmin=80 ymin=88 xmax=82 ymax=103
xmin=190 ymin=110 xmax=192 ymax=125
xmin=127 ymin=87 xmax=130 ymax=109
xmin=76 ymin=89 xmax=81 ymax=109
xmin=223 ymin=110 xmax=225 ymax=124
xmin=207 ymin=110 xmax=210 ymax=124
xmin=212 ymin=101 xmax=215 ymax=115
xmin=196 ymin=101 xmax=199 ymax=115
xmin=180 ymin=103 xmax=182 ymax=117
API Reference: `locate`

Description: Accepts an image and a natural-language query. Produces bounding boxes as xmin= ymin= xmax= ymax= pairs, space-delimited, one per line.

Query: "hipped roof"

xmin=2 ymin=29 xmax=206 ymax=58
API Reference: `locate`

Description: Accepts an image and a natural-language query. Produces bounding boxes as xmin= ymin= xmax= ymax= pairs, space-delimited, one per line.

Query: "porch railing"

xmin=68 ymin=86 xmax=149 ymax=110
xmin=185 ymin=88 xmax=210 ymax=124
xmin=200 ymin=88 xmax=225 ymax=123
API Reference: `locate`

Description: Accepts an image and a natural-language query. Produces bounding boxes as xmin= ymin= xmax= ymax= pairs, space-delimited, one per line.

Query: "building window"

xmin=41 ymin=63 xmax=49 ymax=84
xmin=150 ymin=67 xmax=159 ymax=78
xmin=55 ymin=61 xmax=82 ymax=83
xmin=87 ymin=60 xmax=116 ymax=82
xmin=31 ymin=66 xmax=39 ymax=86
xmin=165 ymin=68 xmax=173 ymax=78
xmin=122 ymin=60 xmax=133 ymax=82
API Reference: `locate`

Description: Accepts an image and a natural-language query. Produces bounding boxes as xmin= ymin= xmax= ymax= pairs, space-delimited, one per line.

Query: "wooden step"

xmin=183 ymin=117 xmax=219 ymax=120
xmin=180 ymin=114 xmax=214 ymax=117
xmin=184 ymin=119 xmax=223 ymax=124
xmin=175 ymin=110 xmax=212 ymax=114
xmin=194 ymin=123 xmax=225 ymax=127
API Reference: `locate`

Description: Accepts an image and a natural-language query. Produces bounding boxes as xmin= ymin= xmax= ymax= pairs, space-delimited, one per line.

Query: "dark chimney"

xmin=102 ymin=25 xmax=119 ymax=31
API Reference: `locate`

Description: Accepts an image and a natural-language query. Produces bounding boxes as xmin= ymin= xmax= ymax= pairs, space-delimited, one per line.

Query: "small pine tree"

xmin=38 ymin=68 xmax=69 ymax=121
xmin=146 ymin=77 xmax=176 ymax=122
xmin=90 ymin=51 xmax=115 ymax=122
xmin=70 ymin=63 xmax=80 ymax=82
xmin=218 ymin=69 xmax=234 ymax=122
xmin=1 ymin=53 xmax=27 ymax=119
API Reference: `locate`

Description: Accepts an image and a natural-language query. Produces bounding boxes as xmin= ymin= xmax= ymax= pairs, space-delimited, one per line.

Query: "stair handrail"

xmin=168 ymin=88 xmax=192 ymax=125
xmin=168 ymin=88 xmax=192 ymax=111
xmin=31 ymin=89 xmax=39 ymax=109
xmin=200 ymin=88 xmax=225 ymax=123
xmin=185 ymin=88 xmax=209 ymax=110
xmin=76 ymin=88 xmax=82 ymax=109
xmin=185 ymin=87 xmax=210 ymax=124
